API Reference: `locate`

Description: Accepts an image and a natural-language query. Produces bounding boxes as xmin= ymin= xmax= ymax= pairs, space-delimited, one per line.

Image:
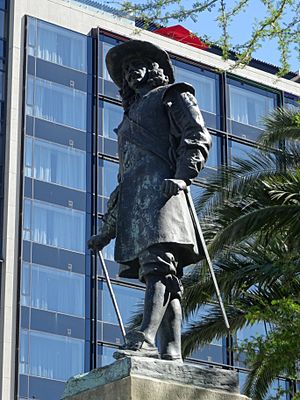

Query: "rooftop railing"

xmin=63 ymin=0 xmax=134 ymax=22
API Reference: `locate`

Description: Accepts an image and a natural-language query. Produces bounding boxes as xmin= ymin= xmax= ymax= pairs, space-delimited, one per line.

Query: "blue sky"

xmin=179 ymin=0 xmax=299 ymax=72
xmin=100 ymin=0 xmax=299 ymax=73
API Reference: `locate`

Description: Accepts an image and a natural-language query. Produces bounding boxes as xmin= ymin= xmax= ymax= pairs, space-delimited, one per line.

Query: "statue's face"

xmin=123 ymin=58 xmax=148 ymax=90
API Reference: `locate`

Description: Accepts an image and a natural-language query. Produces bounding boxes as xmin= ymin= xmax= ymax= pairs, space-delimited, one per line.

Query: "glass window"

xmin=25 ymin=137 xmax=86 ymax=191
xmin=21 ymin=262 xmax=85 ymax=317
xmin=20 ymin=329 xmax=84 ymax=381
xmin=183 ymin=305 xmax=223 ymax=347
xmin=99 ymin=159 xmax=119 ymax=198
xmin=228 ymin=140 xmax=255 ymax=165
xmin=0 ymin=39 xmax=5 ymax=61
xmin=23 ymin=199 xmax=85 ymax=253
xmin=20 ymin=329 xmax=30 ymax=375
xmin=27 ymin=17 xmax=36 ymax=56
xmin=236 ymin=321 xmax=267 ymax=343
xmin=183 ymin=305 xmax=224 ymax=363
xmin=21 ymin=262 xmax=31 ymax=306
xmin=0 ymin=11 xmax=5 ymax=38
xmin=26 ymin=76 xmax=87 ymax=131
xmin=28 ymin=18 xmax=87 ymax=72
xmin=102 ymin=238 xmax=115 ymax=262
xmin=0 ymin=0 xmax=6 ymax=11
xmin=190 ymin=184 xmax=204 ymax=203
xmin=284 ymin=95 xmax=300 ymax=111
xmin=97 ymin=345 xmax=115 ymax=368
xmin=228 ymin=82 xmax=275 ymax=131
xmin=205 ymin=134 xmax=220 ymax=169
xmin=0 ymin=70 xmax=4 ymax=101
xmin=0 ymin=100 xmax=4 ymax=120
xmin=98 ymin=282 xmax=144 ymax=326
xmin=99 ymin=38 xmax=123 ymax=100
xmin=101 ymin=101 xmax=123 ymax=140
xmin=102 ymin=41 xmax=114 ymax=82
xmin=174 ymin=65 xmax=217 ymax=115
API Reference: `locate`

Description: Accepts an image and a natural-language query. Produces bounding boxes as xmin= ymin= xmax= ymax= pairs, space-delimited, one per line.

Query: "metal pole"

xmin=184 ymin=187 xmax=230 ymax=331
xmin=97 ymin=250 xmax=127 ymax=341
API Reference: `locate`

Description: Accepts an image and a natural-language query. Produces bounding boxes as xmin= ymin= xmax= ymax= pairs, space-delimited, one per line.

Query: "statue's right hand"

xmin=87 ymin=234 xmax=109 ymax=252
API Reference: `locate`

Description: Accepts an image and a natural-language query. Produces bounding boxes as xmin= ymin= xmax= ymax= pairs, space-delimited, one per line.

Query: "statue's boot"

xmin=114 ymin=274 xmax=169 ymax=360
xmin=113 ymin=330 xmax=159 ymax=359
xmin=158 ymin=297 xmax=183 ymax=362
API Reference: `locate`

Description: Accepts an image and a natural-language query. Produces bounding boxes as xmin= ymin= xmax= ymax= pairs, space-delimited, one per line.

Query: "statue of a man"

xmin=88 ymin=40 xmax=211 ymax=361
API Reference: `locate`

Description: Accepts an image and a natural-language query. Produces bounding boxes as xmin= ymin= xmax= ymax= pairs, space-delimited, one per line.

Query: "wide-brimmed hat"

xmin=105 ymin=40 xmax=175 ymax=88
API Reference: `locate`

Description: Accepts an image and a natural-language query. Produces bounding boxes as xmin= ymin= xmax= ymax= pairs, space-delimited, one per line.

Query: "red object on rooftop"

xmin=154 ymin=25 xmax=208 ymax=50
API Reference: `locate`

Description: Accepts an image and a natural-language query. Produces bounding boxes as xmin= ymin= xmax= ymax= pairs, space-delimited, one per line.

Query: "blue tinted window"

xmin=228 ymin=81 xmax=276 ymax=140
xmin=183 ymin=305 xmax=222 ymax=346
xmin=20 ymin=329 xmax=84 ymax=381
xmin=0 ymin=39 xmax=5 ymax=61
xmin=190 ymin=184 xmax=204 ymax=203
xmin=26 ymin=76 xmax=86 ymax=131
xmin=284 ymin=95 xmax=300 ymax=111
xmin=27 ymin=17 xmax=36 ymax=54
xmin=21 ymin=262 xmax=85 ymax=317
xmin=23 ymin=199 xmax=85 ymax=253
xmin=25 ymin=137 xmax=86 ymax=191
xmin=0 ymin=11 xmax=4 ymax=38
xmin=97 ymin=345 xmax=115 ymax=367
xmin=228 ymin=140 xmax=255 ymax=164
xmin=98 ymin=282 xmax=144 ymax=326
xmin=20 ymin=329 xmax=30 ymax=375
xmin=204 ymin=134 xmax=220 ymax=169
xmin=99 ymin=40 xmax=121 ymax=99
xmin=229 ymin=84 xmax=274 ymax=128
xmin=0 ymin=100 xmax=4 ymax=120
xmin=236 ymin=321 xmax=267 ymax=343
xmin=104 ymin=160 xmax=118 ymax=197
xmin=98 ymin=159 xmax=119 ymax=198
xmin=0 ymin=70 xmax=4 ymax=100
xmin=183 ymin=305 xmax=223 ymax=363
xmin=174 ymin=65 xmax=217 ymax=115
xmin=28 ymin=18 xmax=87 ymax=72
xmin=102 ymin=41 xmax=114 ymax=82
xmin=102 ymin=238 xmax=115 ymax=262
xmin=101 ymin=101 xmax=122 ymax=140
xmin=0 ymin=0 xmax=6 ymax=11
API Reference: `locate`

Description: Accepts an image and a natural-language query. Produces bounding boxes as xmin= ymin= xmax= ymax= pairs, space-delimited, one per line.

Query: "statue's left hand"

xmin=162 ymin=179 xmax=187 ymax=197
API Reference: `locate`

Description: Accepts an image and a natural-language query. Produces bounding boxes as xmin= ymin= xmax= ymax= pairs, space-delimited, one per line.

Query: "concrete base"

xmin=62 ymin=357 xmax=250 ymax=400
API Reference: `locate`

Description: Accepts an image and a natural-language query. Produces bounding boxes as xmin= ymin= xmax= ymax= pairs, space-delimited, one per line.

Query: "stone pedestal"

xmin=62 ymin=357 xmax=250 ymax=400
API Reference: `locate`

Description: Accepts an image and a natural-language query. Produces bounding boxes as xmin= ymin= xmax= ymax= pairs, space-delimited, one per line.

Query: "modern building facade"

xmin=0 ymin=0 xmax=299 ymax=399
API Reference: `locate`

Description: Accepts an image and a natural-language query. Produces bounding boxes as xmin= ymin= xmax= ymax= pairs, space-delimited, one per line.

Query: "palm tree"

xmin=182 ymin=107 xmax=300 ymax=399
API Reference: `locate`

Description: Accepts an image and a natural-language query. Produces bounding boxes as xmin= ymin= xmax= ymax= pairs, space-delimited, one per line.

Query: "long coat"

xmin=101 ymin=83 xmax=212 ymax=279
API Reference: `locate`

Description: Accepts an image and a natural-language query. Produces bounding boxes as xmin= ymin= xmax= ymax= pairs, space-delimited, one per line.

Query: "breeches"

xmin=138 ymin=244 xmax=183 ymax=299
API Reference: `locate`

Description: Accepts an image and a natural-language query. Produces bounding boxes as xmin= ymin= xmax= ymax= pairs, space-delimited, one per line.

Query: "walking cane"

xmin=97 ymin=250 xmax=127 ymax=341
xmin=184 ymin=187 xmax=231 ymax=331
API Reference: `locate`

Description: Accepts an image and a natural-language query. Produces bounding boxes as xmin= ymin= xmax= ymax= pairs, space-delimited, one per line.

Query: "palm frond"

xmin=208 ymin=205 xmax=300 ymax=256
xmin=183 ymin=237 xmax=300 ymax=317
xmin=182 ymin=304 xmax=246 ymax=357
xmin=259 ymin=107 xmax=300 ymax=146
xmin=198 ymin=151 xmax=280 ymax=215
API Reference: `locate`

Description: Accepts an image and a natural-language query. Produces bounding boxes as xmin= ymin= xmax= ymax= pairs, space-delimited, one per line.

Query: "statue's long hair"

xmin=120 ymin=61 xmax=170 ymax=112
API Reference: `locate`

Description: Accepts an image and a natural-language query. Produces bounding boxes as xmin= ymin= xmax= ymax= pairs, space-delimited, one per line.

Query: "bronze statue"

xmin=88 ymin=40 xmax=211 ymax=361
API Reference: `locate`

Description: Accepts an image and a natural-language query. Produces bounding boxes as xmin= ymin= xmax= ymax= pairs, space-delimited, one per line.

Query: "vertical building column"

xmin=0 ymin=0 xmax=24 ymax=398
